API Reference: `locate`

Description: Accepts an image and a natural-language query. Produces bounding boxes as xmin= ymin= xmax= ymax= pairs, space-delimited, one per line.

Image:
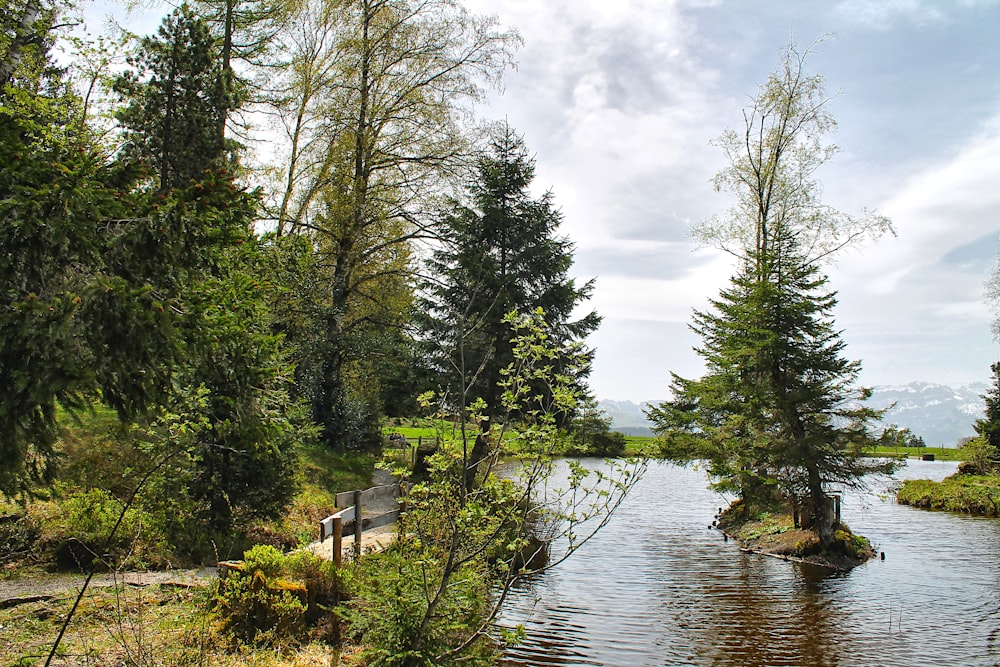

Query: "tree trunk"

xmin=464 ymin=430 xmax=488 ymax=494
xmin=808 ymin=468 xmax=834 ymax=547
xmin=0 ymin=0 xmax=44 ymax=89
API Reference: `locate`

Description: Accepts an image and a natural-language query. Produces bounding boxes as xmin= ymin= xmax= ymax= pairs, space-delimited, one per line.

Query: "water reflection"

xmin=501 ymin=460 xmax=1000 ymax=667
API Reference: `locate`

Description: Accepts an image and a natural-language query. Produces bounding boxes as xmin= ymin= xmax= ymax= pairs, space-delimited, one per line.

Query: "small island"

xmin=897 ymin=363 xmax=1000 ymax=517
xmin=716 ymin=500 xmax=876 ymax=571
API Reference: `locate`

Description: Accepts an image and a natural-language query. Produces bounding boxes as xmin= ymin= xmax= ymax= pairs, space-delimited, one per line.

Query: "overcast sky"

xmin=88 ymin=0 xmax=1000 ymax=402
xmin=454 ymin=0 xmax=1000 ymax=402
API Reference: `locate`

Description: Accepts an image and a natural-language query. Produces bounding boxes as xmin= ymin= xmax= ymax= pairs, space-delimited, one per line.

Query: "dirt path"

xmin=1 ymin=472 xmax=403 ymax=605
xmin=0 ymin=568 xmax=217 ymax=606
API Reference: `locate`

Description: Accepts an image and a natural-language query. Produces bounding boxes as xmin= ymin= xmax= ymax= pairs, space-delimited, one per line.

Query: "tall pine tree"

xmin=648 ymin=42 xmax=892 ymax=548
xmin=113 ymin=4 xmax=234 ymax=193
xmin=115 ymin=6 xmax=307 ymax=531
xmin=420 ymin=125 xmax=600 ymax=420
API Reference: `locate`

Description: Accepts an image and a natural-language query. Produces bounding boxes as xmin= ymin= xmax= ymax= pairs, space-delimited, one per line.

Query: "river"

xmin=500 ymin=459 xmax=1000 ymax=667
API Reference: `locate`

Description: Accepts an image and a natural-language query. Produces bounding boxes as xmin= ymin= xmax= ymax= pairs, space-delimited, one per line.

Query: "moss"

xmin=831 ymin=527 xmax=874 ymax=561
xmin=718 ymin=502 xmax=874 ymax=570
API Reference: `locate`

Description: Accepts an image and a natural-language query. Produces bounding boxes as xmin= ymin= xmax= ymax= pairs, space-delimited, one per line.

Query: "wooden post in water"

xmin=333 ymin=516 xmax=343 ymax=567
xmin=354 ymin=489 xmax=362 ymax=556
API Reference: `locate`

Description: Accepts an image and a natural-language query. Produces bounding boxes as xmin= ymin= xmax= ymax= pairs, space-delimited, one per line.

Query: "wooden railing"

xmin=319 ymin=482 xmax=401 ymax=566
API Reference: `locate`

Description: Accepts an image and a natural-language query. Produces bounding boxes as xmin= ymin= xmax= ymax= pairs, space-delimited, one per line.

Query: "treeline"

xmin=1 ymin=0 xmax=615 ymax=548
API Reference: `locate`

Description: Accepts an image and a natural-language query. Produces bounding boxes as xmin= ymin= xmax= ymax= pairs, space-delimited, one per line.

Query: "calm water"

xmin=500 ymin=460 xmax=1000 ymax=667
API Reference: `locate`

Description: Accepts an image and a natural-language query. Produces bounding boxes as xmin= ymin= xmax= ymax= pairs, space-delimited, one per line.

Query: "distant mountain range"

xmin=600 ymin=381 xmax=986 ymax=446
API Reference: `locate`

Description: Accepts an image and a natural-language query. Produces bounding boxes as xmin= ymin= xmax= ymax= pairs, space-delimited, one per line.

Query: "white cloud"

xmin=836 ymin=113 xmax=1000 ymax=295
xmin=589 ymin=249 xmax=729 ymax=322
xmin=469 ymin=0 xmax=729 ymax=251
xmin=833 ymin=0 xmax=948 ymax=29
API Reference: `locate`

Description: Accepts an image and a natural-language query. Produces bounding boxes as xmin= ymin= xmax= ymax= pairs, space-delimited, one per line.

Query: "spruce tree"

xmin=420 ymin=125 xmax=600 ymax=420
xmin=648 ymin=42 xmax=893 ymax=548
xmin=650 ymin=239 xmax=889 ymax=545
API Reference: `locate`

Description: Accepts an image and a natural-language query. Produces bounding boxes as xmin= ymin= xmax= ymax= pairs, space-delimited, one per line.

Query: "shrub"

xmin=39 ymin=488 xmax=167 ymax=570
xmin=213 ymin=544 xmax=343 ymax=647
xmin=0 ymin=512 xmax=40 ymax=564
xmin=340 ymin=549 xmax=496 ymax=667
xmin=960 ymin=437 xmax=998 ymax=475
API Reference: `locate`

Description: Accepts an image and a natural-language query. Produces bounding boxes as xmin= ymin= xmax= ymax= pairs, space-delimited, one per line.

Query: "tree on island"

xmin=647 ymin=40 xmax=895 ymax=549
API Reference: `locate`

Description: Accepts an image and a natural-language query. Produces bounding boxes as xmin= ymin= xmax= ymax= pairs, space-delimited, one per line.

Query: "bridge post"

xmin=333 ymin=516 xmax=343 ymax=567
xmin=354 ymin=489 xmax=362 ymax=556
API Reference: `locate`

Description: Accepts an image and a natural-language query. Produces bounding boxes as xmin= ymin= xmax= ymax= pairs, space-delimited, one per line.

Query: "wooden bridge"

xmin=307 ymin=481 xmax=402 ymax=565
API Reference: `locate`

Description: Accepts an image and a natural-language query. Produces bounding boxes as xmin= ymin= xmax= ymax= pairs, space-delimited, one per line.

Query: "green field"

xmin=870 ymin=445 xmax=965 ymax=461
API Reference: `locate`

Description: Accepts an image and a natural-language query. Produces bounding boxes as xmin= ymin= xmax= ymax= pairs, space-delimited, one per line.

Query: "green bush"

xmin=564 ymin=431 xmax=627 ymax=457
xmin=960 ymin=437 xmax=998 ymax=475
xmin=40 ymin=488 xmax=166 ymax=570
xmin=341 ymin=549 xmax=496 ymax=667
xmin=213 ymin=544 xmax=343 ymax=647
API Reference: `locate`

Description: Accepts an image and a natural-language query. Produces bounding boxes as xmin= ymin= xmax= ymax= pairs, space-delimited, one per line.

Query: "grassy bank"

xmin=897 ymin=474 xmax=1000 ymax=515
xmin=620 ymin=436 xmax=965 ymax=461
xmin=870 ymin=445 xmax=964 ymax=460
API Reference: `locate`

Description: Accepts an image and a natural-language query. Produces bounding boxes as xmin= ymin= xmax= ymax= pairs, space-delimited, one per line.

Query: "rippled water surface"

xmin=500 ymin=460 xmax=1000 ymax=667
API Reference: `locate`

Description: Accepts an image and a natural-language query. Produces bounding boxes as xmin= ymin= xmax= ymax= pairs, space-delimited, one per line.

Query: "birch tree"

xmin=695 ymin=38 xmax=893 ymax=268
xmin=650 ymin=40 xmax=895 ymax=549
xmin=267 ymin=0 xmax=519 ymax=448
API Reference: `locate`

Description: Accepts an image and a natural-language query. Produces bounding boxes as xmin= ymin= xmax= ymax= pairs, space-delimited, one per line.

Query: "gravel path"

xmin=0 ymin=568 xmax=217 ymax=606
xmin=1 ymin=472 xmax=403 ymax=604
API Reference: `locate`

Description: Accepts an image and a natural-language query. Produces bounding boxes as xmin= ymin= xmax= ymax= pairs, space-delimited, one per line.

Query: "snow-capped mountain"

xmin=598 ymin=399 xmax=661 ymax=436
xmin=600 ymin=381 xmax=986 ymax=446
xmin=866 ymin=381 xmax=985 ymax=446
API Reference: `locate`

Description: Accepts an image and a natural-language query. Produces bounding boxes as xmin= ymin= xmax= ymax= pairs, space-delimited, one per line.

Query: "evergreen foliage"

xmin=975 ymin=362 xmax=1000 ymax=451
xmin=649 ymin=248 xmax=890 ymax=528
xmin=648 ymin=41 xmax=893 ymax=546
xmin=107 ymin=7 xmax=309 ymax=532
xmin=420 ymin=125 xmax=600 ymax=419
xmin=113 ymin=4 xmax=235 ymax=192
xmin=0 ymin=0 xmax=126 ymax=494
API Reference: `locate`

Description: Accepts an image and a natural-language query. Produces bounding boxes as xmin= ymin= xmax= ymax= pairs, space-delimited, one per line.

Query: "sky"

xmin=457 ymin=0 xmax=1000 ymax=402
xmin=85 ymin=0 xmax=1000 ymax=402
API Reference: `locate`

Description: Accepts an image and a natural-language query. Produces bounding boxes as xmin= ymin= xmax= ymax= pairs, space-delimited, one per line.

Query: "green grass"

xmin=298 ymin=444 xmax=375 ymax=492
xmin=870 ymin=445 xmax=965 ymax=461
xmin=898 ymin=474 xmax=1000 ymax=515
xmin=623 ymin=435 xmax=657 ymax=457
xmin=383 ymin=418 xmax=456 ymax=443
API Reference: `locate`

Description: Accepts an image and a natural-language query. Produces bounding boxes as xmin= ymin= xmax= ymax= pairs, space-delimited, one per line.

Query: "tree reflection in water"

xmin=501 ymin=460 xmax=1000 ymax=667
